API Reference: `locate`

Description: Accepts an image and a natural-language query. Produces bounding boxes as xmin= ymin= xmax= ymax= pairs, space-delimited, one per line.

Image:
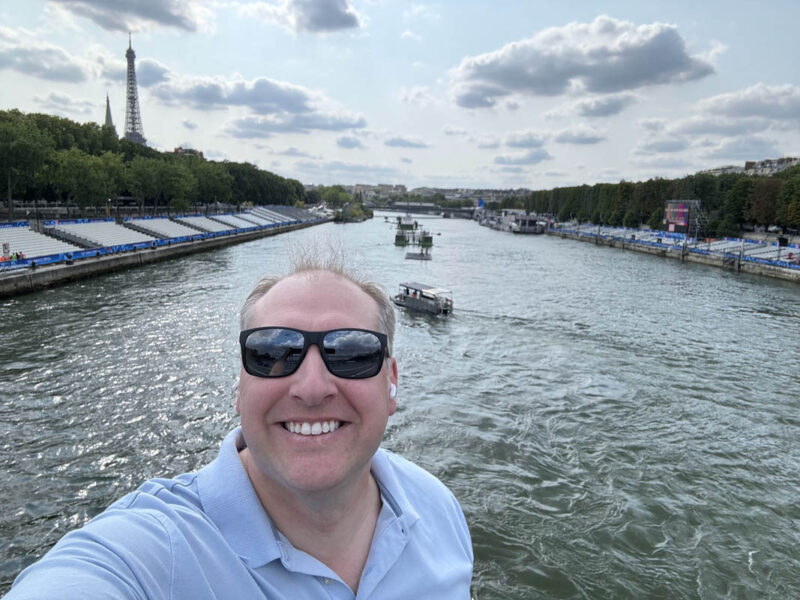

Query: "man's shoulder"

xmin=373 ymin=448 xmax=463 ymax=514
xmin=102 ymin=471 xmax=203 ymax=523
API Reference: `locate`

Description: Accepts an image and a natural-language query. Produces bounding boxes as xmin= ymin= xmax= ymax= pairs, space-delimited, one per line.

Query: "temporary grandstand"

xmin=49 ymin=220 xmax=157 ymax=246
xmin=0 ymin=206 xmax=328 ymax=274
xmin=0 ymin=226 xmax=83 ymax=259
xmin=174 ymin=215 xmax=234 ymax=233
xmin=211 ymin=214 xmax=260 ymax=229
xmin=125 ymin=217 xmax=201 ymax=239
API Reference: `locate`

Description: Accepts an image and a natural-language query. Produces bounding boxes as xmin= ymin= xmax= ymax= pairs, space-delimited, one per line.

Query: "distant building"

xmin=698 ymin=165 xmax=743 ymax=176
xmin=700 ymin=157 xmax=799 ymax=177
xmin=173 ymin=147 xmax=204 ymax=159
xmin=743 ymin=157 xmax=799 ymax=176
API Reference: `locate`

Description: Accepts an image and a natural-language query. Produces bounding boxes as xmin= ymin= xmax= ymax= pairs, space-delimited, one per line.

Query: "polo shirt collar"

xmin=370 ymin=449 xmax=421 ymax=532
xmin=196 ymin=429 xmax=422 ymax=571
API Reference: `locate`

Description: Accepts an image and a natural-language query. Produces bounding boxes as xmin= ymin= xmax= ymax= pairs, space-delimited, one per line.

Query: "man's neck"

xmin=239 ymin=448 xmax=382 ymax=592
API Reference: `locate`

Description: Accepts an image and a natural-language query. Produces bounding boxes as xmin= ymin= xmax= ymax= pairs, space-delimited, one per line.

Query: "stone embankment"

xmin=0 ymin=219 xmax=328 ymax=298
xmin=549 ymin=226 xmax=800 ymax=283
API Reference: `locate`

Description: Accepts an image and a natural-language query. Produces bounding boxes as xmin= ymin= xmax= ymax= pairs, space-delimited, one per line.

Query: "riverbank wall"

xmin=0 ymin=219 xmax=329 ymax=298
xmin=549 ymin=228 xmax=800 ymax=283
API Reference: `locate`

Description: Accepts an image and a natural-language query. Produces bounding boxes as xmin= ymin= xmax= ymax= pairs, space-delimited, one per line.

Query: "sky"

xmin=1 ymin=1 xmax=798 ymax=191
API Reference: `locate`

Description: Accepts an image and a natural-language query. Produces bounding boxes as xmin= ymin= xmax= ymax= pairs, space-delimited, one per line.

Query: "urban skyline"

xmin=0 ymin=1 xmax=798 ymax=190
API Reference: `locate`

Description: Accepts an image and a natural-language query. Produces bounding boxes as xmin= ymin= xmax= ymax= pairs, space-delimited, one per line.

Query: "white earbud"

xmin=389 ymin=383 xmax=397 ymax=398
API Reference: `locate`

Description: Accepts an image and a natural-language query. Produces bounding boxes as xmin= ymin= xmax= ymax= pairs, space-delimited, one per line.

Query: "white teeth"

xmin=284 ymin=421 xmax=341 ymax=436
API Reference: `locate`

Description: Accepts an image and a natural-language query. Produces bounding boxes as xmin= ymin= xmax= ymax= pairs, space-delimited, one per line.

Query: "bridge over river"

xmin=380 ymin=202 xmax=475 ymax=217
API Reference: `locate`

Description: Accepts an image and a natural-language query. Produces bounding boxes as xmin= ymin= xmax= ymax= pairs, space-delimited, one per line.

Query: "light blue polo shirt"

xmin=7 ymin=428 xmax=473 ymax=599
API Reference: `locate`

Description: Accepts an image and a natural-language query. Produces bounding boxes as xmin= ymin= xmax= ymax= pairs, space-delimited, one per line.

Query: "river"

xmin=1 ymin=212 xmax=799 ymax=598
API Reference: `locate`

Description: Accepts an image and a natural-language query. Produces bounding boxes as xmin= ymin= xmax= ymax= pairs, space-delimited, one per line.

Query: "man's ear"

xmin=233 ymin=378 xmax=241 ymax=414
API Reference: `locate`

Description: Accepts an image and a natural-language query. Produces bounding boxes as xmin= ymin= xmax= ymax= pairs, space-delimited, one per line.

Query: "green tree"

xmin=744 ymin=178 xmax=780 ymax=226
xmin=46 ymin=147 xmax=107 ymax=207
xmin=0 ymin=112 xmax=53 ymax=218
xmin=647 ymin=207 xmax=663 ymax=230
xmin=182 ymin=158 xmax=233 ymax=206
xmin=776 ymin=175 xmax=800 ymax=227
xmin=722 ymin=178 xmax=754 ymax=226
xmin=623 ymin=210 xmax=638 ymax=228
xmin=128 ymin=156 xmax=160 ymax=206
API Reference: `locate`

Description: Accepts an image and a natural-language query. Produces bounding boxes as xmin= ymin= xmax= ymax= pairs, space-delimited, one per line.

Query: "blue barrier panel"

xmin=72 ymin=249 xmax=102 ymax=260
xmin=0 ymin=221 xmax=29 ymax=229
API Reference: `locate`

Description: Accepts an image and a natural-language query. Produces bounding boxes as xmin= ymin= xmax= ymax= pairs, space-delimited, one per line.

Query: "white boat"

xmin=393 ymin=282 xmax=453 ymax=315
xmin=511 ymin=216 xmax=545 ymax=234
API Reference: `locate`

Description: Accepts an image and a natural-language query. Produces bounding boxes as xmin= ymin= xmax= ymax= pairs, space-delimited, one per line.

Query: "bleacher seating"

xmin=50 ymin=221 xmax=157 ymax=246
xmin=0 ymin=226 xmax=83 ymax=258
xmin=251 ymin=207 xmax=290 ymax=224
xmin=175 ymin=216 xmax=233 ymax=233
xmin=212 ymin=214 xmax=259 ymax=229
xmin=241 ymin=212 xmax=271 ymax=226
xmin=127 ymin=218 xmax=200 ymax=239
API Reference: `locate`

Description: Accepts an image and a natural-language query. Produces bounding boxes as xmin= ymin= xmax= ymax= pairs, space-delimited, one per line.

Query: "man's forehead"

xmin=253 ymin=271 xmax=379 ymax=321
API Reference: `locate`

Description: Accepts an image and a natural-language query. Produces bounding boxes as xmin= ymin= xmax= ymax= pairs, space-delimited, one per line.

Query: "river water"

xmin=1 ymin=212 xmax=799 ymax=598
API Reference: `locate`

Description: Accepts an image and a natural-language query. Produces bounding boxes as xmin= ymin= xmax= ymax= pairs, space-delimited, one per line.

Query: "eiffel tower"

xmin=124 ymin=33 xmax=146 ymax=145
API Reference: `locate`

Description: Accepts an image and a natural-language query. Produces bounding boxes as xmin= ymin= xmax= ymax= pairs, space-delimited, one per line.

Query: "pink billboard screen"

xmin=665 ymin=202 xmax=689 ymax=227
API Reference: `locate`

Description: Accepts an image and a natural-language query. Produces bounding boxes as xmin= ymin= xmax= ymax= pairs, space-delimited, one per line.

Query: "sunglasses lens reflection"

xmin=323 ymin=330 xmax=384 ymax=378
xmin=244 ymin=328 xmax=305 ymax=376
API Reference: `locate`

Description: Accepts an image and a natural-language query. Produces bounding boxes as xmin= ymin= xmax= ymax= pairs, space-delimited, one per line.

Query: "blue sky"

xmin=1 ymin=0 xmax=798 ymax=190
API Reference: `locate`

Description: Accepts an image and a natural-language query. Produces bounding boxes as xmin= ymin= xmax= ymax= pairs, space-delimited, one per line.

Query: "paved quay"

xmin=548 ymin=225 xmax=800 ymax=283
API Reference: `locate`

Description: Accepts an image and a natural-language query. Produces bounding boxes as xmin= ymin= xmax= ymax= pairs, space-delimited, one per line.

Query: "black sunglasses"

xmin=240 ymin=327 xmax=388 ymax=379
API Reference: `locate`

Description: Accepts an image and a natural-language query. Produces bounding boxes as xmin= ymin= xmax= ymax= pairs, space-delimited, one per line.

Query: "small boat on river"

xmin=393 ymin=282 xmax=453 ymax=315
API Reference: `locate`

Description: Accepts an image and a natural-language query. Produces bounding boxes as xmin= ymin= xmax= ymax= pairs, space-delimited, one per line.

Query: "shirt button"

xmin=323 ymin=578 xmax=331 ymax=585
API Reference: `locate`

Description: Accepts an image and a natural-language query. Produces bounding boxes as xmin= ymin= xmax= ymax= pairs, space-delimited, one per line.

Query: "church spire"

xmin=104 ymin=93 xmax=115 ymax=129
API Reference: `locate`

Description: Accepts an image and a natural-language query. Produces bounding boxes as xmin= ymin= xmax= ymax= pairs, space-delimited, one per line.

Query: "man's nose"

xmin=289 ymin=344 xmax=336 ymax=404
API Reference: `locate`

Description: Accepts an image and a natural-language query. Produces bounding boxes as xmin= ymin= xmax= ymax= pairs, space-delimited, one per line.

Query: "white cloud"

xmin=295 ymin=159 xmax=404 ymax=183
xmin=698 ymin=83 xmax=800 ymax=122
xmin=46 ymin=0 xmax=215 ymax=33
xmin=0 ymin=25 xmax=90 ymax=82
xmin=700 ymin=135 xmax=782 ymax=160
xmin=494 ymin=148 xmax=552 ymax=165
xmin=505 ymin=130 xmax=547 ymax=148
xmin=634 ymin=136 xmax=690 ymax=154
xmin=399 ymin=86 xmax=437 ymax=106
xmin=337 ymin=135 xmax=364 ymax=149
xmin=442 ymin=126 xmax=468 ymax=136
xmin=451 ymin=15 xmax=714 ymax=108
xmin=385 ymin=136 xmax=428 ymax=148
xmin=640 ymin=118 xmax=666 ymax=132
xmin=226 ymin=112 xmax=366 ymax=137
xmin=33 ymin=92 xmax=95 ymax=115
xmin=279 ymin=146 xmax=316 ymax=157
xmin=554 ymin=126 xmax=606 ymax=144
xmin=473 ymin=135 xmax=500 ymax=149
xmin=671 ymin=116 xmax=771 ymax=136
xmin=572 ymin=93 xmax=638 ymax=117
xmin=151 ymin=74 xmax=317 ymax=113
xmin=136 ymin=58 xmax=171 ymax=87
xmin=236 ymin=0 xmax=361 ymax=34
xmin=401 ymin=29 xmax=421 ymax=41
